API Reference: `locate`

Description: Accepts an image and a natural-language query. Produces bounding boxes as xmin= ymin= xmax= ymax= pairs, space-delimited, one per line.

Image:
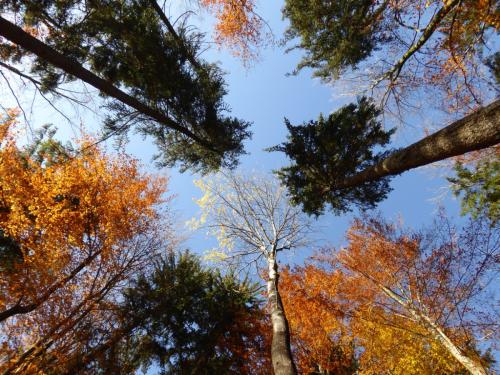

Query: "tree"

xmin=448 ymin=154 xmax=499 ymax=223
xmin=199 ymin=0 xmax=266 ymax=60
xmin=271 ymin=98 xmax=500 ymax=215
xmin=0 ymin=0 xmax=251 ymax=173
xmin=279 ymin=266 xmax=358 ymax=374
xmin=191 ymin=173 xmax=313 ymax=375
xmin=57 ymin=251 xmax=271 ymax=375
xmin=278 ymin=213 xmax=498 ymax=374
xmin=282 ymin=0 xmax=499 ymax=114
xmin=0 ymin=111 xmax=168 ymax=373
xmin=335 ymin=214 xmax=498 ymax=375
xmin=279 ymin=265 xmax=469 ymax=375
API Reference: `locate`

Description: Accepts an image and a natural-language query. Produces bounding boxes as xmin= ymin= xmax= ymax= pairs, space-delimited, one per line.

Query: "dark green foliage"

xmin=484 ymin=52 xmax=500 ymax=85
xmin=0 ymin=0 xmax=251 ymax=173
xmin=0 ymin=229 xmax=23 ymax=271
xmin=269 ymin=97 xmax=394 ymax=215
xmin=448 ymin=157 xmax=499 ymax=223
xmin=21 ymin=124 xmax=73 ymax=167
xmin=282 ymin=0 xmax=392 ymax=79
xmin=66 ymin=251 xmax=267 ymax=375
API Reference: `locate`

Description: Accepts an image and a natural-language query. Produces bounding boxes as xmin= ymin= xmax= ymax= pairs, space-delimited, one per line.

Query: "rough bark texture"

xmin=0 ymin=16 xmax=215 ymax=151
xmin=267 ymin=255 xmax=297 ymax=375
xmin=337 ymin=99 xmax=500 ymax=189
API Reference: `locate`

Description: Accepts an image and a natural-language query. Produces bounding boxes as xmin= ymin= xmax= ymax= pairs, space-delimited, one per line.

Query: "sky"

xmin=0 ymin=0 xmax=497 ymax=372
xmin=0 ymin=0 xmax=467 ymax=265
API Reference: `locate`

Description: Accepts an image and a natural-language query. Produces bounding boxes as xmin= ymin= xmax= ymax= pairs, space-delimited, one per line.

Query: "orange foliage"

xmin=280 ymin=266 xmax=356 ymax=374
xmin=0 ymin=112 xmax=169 ymax=373
xmin=199 ymin=0 xmax=265 ymax=60
xmin=386 ymin=0 xmax=498 ymax=114
xmin=279 ymin=214 xmax=497 ymax=374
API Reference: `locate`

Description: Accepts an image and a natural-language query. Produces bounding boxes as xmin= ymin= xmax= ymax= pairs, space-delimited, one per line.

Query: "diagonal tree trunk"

xmin=335 ymin=99 xmax=500 ymax=190
xmin=374 ymin=280 xmax=488 ymax=375
xmin=0 ymin=16 xmax=216 ymax=153
xmin=267 ymin=253 xmax=297 ymax=375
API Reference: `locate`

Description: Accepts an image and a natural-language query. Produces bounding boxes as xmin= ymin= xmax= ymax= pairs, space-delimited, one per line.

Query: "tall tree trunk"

xmin=376 ymin=282 xmax=488 ymax=375
xmin=335 ymin=99 xmax=500 ymax=190
xmin=267 ymin=254 xmax=297 ymax=375
xmin=0 ymin=16 xmax=214 ymax=152
xmin=417 ymin=314 xmax=487 ymax=375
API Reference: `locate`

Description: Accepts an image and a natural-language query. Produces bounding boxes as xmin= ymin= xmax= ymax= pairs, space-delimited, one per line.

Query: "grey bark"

xmin=336 ymin=99 xmax=500 ymax=190
xmin=267 ymin=255 xmax=297 ymax=375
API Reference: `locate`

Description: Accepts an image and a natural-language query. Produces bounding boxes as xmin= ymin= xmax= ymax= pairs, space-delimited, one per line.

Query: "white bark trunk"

xmin=267 ymin=255 xmax=297 ymax=375
xmin=378 ymin=283 xmax=487 ymax=375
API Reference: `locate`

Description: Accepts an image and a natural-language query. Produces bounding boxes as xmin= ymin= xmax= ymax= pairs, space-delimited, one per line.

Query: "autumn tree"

xmin=199 ymin=0 xmax=268 ymax=60
xmin=279 ymin=265 xmax=358 ymax=374
xmin=0 ymin=111 xmax=169 ymax=373
xmin=335 ymin=214 xmax=498 ymax=375
xmin=191 ymin=173 xmax=313 ymax=375
xmin=283 ymin=0 xmax=499 ymax=114
xmin=54 ymin=251 xmax=271 ymax=375
xmin=279 ymin=214 xmax=498 ymax=374
xmin=279 ymin=266 xmax=471 ymax=374
xmin=0 ymin=0 xmax=251 ymax=173
xmin=271 ymin=97 xmax=500 ymax=215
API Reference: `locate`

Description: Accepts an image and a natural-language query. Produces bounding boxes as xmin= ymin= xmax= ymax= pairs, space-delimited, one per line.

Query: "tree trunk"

xmin=417 ymin=313 xmax=487 ymax=375
xmin=267 ymin=255 xmax=297 ymax=375
xmin=0 ymin=16 xmax=214 ymax=152
xmin=336 ymin=99 xmax=500 ymax=190
xmin=377 ymin=282 xmax=488 ymax=375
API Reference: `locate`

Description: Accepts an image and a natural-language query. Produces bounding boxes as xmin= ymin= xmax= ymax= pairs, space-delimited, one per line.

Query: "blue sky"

xmin=1 ymin=0 xmax=497 ymax=372
xmin=0 ymin=0 xmax=465 ymax=262
xmin=148 ymin=0 xmax=464 ymax=261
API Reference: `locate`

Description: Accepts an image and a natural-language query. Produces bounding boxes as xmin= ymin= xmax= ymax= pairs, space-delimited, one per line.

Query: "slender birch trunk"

xmin=267 ymin=254 xmax=297 ymax=375
xmin=378 ymin=283 xmax=488 ymax=375
xmin=417 ymin=313 xmax=487 ymax=375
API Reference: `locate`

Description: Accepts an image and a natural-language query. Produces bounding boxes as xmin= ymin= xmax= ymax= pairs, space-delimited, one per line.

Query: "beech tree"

xmin=279 ymin=266 xmax=469 ymax=374
xmin=271 ymin=98 xmax=500 ymax=215
xmin=199 ymin=0 xmax=267 ymax=60
xmin=0 ymin=111 xmax=169 ymax=373
xmin=191 ymin=173 xmax=312 ymax=375
xmin=278 ymin=214 xmax=497 ymax=374
xmin=335 ymin=214 xmax=498 ymax=375
xmin=0 ymin=0 xmax=251 ymax=173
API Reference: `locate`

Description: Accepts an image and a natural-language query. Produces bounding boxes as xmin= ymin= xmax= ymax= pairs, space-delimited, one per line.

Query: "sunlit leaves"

xmin=0 ymin=112 xmax=168 ymax=373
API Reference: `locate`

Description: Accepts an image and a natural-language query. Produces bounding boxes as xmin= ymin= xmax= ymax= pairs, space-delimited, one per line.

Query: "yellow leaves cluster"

xmin=353 ymin=318 xmax=462 ymax=375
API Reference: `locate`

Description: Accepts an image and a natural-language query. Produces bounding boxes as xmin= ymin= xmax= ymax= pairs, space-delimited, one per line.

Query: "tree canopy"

xmin=62 ymin=251 xmax=270 ymax=375
xmin=0 ymin=111 xmax=168 ymax=373
xmin=0 ymin=0 xmax=251 ymax=173
xmin=283 ymin=0 xmax=499 ymax=113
